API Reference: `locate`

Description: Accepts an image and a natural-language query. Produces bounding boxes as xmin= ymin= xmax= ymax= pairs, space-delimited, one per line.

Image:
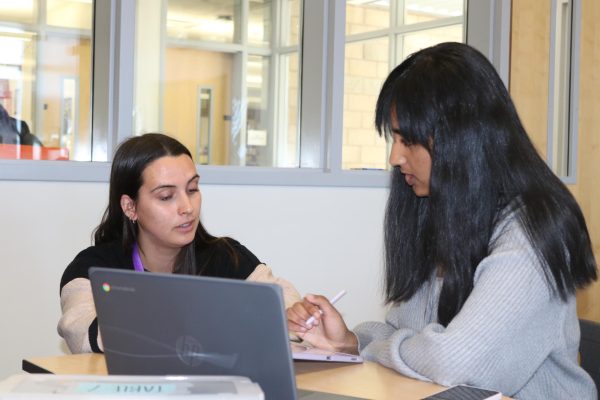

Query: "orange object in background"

xmin=0 ymin=144 xmax=69 ymax=160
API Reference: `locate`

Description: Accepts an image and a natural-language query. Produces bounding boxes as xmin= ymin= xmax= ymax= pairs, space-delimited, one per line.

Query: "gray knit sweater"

xmin=354 ymin=212 xmax=597 ymax=400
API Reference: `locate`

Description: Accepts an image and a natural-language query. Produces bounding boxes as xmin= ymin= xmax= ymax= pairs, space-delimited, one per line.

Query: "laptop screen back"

xmin=89 ymin=267 xmax=298 ymax=400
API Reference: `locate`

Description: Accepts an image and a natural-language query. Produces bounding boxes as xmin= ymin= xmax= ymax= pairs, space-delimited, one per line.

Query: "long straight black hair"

xmin=375 ymin=42 xmax=597 ymax=326
xmin=94 ymin=133 xmax=238 ymax=275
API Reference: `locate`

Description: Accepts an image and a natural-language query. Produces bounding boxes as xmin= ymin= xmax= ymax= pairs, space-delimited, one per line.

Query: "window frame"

xmin=0 ymin=0 xmax=511 ymax=187
xmin=546 ymin=0 xmax=580 ymax=184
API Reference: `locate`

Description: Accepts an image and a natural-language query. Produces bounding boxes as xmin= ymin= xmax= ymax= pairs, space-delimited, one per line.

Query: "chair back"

xmin=580 ymin=318 xmax=600 ymax=392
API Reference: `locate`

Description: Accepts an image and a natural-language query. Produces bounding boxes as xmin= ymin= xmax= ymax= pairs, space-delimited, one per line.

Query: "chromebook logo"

xmin=102 ymin=282 xmax=111 ymax=292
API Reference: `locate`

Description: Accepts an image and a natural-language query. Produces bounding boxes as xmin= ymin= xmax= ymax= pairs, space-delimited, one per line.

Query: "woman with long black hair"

xmin=287 ymin=42 xmax=597 ymax=399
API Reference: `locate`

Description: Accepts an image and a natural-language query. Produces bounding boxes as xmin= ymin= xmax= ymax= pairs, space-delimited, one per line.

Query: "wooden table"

xmin=22 ymin=354 xmax=512 ymax=399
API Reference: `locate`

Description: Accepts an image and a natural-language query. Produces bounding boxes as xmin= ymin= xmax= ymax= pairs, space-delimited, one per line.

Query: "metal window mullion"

xmin=38 ymin=0 xmax=47 ymax=29
xmin=392 ymin=16 xmax=464 ymax=33
xmin=166 ymin=38 xmax=246 ymax=53
xmin=271 ymin=0 xmax=283 ymax=166
xmin=240 ymin=0 xmax=250 ymax=165
xmin=265 ymin=0 xmax=278 ymax=166
xmin=390 ymin=0 xmax=399 ymax=68
xmin=389 ymin=0 xmax=401 ymax=163
xmin=267 ymin=1 xmax=286 ymax=166
xmin=294 ymin=0 xmax=305 ymax=166
xmin=490 ymin=0 xmax=511 ymax=87
xmin=273 ymin=44 xmax=298 ymax=54
xmin=91 ymin=0 xmax=135 ymax=161
xmin=546 ymin=0 xmax=579 ymax=183
xmin=91 ymin=0 xmax=115 ymax=161
xmin=299 ymin=0 xmax=328 ymax=169
xmin=546 ymin=0 xmax=565 ymax=176
xmin=547 ymin=0 xmax=561 ymax=174
xmin=567 ymin=0 xmax=580 ymax=182
xmin=159 ymin=0 xmax=167 ymax=131
xmin=113 ymin=0 xmax=135 ymax=147
xmin=462 ymin=0 xmax=469 ymax=43
xmin=325 ymin=0 xmax=345 ymax=173
xmin=229 ymin=52 xmax=247 ymax=166
xmin=466 ymin=0 xmax=511 ymax=87
xmin=33 ymin=0 xmax=47 ymax=146
xmin=271 ymin=53 xmax=284 ymax=167
xmin=345 ymin=16 xmax=463 ymax=45
xmin=242 ymin=0 xmax=277 ymax=165
xmin=396 ymin=0 xmax=404 ymax=26
xmin=42 ymin=26 xmax=92 ymax=38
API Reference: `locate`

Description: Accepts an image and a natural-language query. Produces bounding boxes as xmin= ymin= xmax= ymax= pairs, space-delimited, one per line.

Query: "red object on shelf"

xmin=0 ymin=144 xmax=69 ymax=160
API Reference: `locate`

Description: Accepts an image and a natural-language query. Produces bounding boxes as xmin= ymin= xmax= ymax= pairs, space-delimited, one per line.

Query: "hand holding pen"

xmin=286 ymin=289 xmax=359 ymax=354
xmin=305 ymin=289 xmax=347 ymax=326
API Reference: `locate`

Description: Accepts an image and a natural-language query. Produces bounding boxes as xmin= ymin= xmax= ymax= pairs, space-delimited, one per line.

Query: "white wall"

xmin=0 ymin=180 xmax=389 ymax=379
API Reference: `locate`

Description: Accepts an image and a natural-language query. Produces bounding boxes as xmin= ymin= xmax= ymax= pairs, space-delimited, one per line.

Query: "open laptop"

xmin=89 ymin=267 xmax=365 ymax=400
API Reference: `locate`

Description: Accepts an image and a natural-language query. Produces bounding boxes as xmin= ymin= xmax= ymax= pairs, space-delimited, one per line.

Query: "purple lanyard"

xmin=132 ymin=243 xmax=145 ymax=272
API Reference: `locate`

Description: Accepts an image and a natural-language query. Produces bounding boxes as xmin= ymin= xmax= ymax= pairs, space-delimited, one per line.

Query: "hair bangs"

xmin=375 ymin=58 xmax=437 ymax=150
xmin=392 ymin=81 xmax=436 ymax=149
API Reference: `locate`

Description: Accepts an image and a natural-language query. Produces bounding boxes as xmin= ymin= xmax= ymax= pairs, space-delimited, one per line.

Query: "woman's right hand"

xmin=286 ymin=294 xmax=359 ymax=354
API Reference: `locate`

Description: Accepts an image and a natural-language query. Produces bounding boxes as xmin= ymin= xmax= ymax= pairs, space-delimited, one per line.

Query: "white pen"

xmin=305 ymin=289 xmax=347 ymax=326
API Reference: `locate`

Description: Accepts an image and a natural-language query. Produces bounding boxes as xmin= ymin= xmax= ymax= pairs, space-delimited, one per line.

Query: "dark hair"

xmin=0 ymin=104 xmax=18 ymax=144
xmin=375 ymin=42 xmax=597 ymax=326
xmin=94 ymin=133 xmax=237 ymax=275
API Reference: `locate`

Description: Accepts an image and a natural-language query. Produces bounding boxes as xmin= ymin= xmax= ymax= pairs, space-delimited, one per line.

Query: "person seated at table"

xmin=0 ymin=104 xmax=43 ymax=146
xmin=58 ymin=133 xmax=300 ymax=353
xmin=0 ymin=105 xmax=19 ymax=145
xmin=14 ymin=117 xmax=43 ymax=146
xmin=286 ymin=42 xmax=597 ymax=400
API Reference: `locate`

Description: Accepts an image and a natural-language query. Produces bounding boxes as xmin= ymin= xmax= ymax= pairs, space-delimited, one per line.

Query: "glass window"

xmin=0 ymin=31 xmax=37 ymax=148
xmin=401 ymin=25 xmax=464 ymax=59
xmin=248 ymin=0 xmax=272 ymax=47
xmin=281 ymin=0 xmax=300 ymax=47
xmin=134 ymin=0 xmax=302 ymax=168
xmin=162 ymin=47 xmax=235 ymax=165
xmin=0 ymin=0 xmax=92 ymax=161
xmin=167 ymin=0 xmax=240 ymax=43
xmin=39 ymin=35 xmax=92 ymax=159
xmin=343 ymin=37 xmax=389 ymax=170
xmin=403 ymin=0 xmax=464 ymax=24
xmin=1 ymin=0 xmax=506 ymax=189
xmin=342 ymin=0 xmax=465 ymax=170
xmin=346 ymin=1 xmax=390 ymax=35
xmin=0 ymin=1 xmax=38 ymax=24
xmin=47 ymin=0 xmax=93 ymax=30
